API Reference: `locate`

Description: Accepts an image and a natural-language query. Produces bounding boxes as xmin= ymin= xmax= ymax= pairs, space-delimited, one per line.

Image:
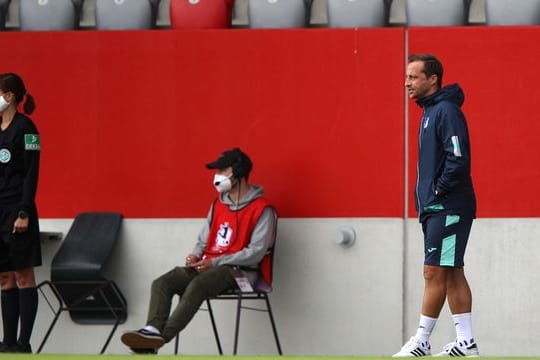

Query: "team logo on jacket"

xmin=216 ymin=222 xmax=233 ymax=249
xmin=423 ymin=117 xmax=430 ymax=129
xmin=24 ymin=134 xmax=40 ymax=151
xmin=0 ymin=148 xmax=10 ymax=163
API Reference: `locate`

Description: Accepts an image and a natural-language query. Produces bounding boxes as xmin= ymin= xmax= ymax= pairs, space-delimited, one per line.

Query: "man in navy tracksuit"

xmin=394 ymin=54 xmax=478 ymax=358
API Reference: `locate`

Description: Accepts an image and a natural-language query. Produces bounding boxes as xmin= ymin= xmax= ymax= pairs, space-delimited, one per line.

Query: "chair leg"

xmin=206 ymin=299 xmax=223 ymax=355
xmin=100 ymin=317 xmax=120 ymax=354
xmin=36 ymin=281 xmax=63 ymax=354
xmin=98 ymin=285 xmax=123 ymax=354
xmin=36 ymin=309 xmax=61 ymax=353
xmin=233 ymin=294 xmax=243 ymax=355
xmin=174 ymin=333 xmax=179 ymax=355
xmin=264 ymin=294 xmax=282 ymax=355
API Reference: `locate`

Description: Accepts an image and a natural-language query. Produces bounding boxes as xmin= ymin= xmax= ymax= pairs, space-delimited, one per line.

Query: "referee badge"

xmin=0 ymin=148 xmax=11 ymax=163
xmin=25 ymin=134 xmax=40 ymax=151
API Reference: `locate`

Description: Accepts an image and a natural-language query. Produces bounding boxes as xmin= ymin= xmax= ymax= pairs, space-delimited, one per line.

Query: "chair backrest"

xmin=51 ymin=212 xmax=123 ymax=281
xmin=248 ymin=0 xmax=312 ymax=29
xmin=95 ymin=0 xmax=156 ymax=30
xmin=49 ymin=212 xmax=125 ymax=324
xmin=327 ymin=0 xmax=387 ymax=28
xmin=406 ymin=0 xmax=469 ymax=26
xmin=254 ymin=206 xmax=278 ymax=293
xmin=19 ymin=0 xmax=80 ymax=31
xmin=0 ymin=0 xmax=10 ymax=30
xmin=170 ymin=0 xmax=234 ymax=29
xmin=485 ymin=0 xmax=540 ymax=25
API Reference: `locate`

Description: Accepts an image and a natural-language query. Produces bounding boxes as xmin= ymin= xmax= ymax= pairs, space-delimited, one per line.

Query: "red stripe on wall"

xmin=1 ymin=29 xmax=405 ymax=218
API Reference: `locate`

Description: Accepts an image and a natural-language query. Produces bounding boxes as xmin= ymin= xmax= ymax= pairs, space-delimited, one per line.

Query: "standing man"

xmin=393 ymin=54 xmax=478 ymax=357
xmin=121 ymin=147 xmax=277 ymax=354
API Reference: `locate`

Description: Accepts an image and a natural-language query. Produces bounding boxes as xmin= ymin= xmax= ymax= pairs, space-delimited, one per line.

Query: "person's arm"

xmin=211 ymin=207 xmax=275 ymax=268
xmin=435 ymin=105 xmax=472 ymax=196
xmin=20 ymin=123 xmax=40 ymax=216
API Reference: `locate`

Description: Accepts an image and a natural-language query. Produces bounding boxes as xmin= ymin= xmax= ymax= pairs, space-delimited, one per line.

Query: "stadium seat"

xmin=19 ymin=0 xmax=82 ymax=31
xmin=175 ymin=206 xmax=281 ymax=355
xmin=327 ymin=0 xmax=389 ymax=28
xmin=485 ymin=0 xmax=540 ymax=25
xmin=95 ymin=0 xmax=159 ymax=30
xmin=248 ymin=0 xmax=313 ymax=28
xmin=37 ymin=212 xmax=127 ymax=354
xmin=0 ymin=0 xmax=10 ymax=30
xmin=170 ymin=0 xmax=234 ymax=29
xmin=406 ymin=0 xmax=471 ymax=26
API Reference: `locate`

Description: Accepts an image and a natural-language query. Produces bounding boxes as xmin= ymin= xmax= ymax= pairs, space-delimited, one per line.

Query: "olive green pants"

xmin=146 ymin=265 xmax=236 ymax=342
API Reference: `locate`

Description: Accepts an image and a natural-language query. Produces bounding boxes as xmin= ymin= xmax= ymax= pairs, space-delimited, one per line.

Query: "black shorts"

xmin=422 ymin=214 xmax=473 ymax=268
xmin=0 ymin=205 xmax=41 ymax=272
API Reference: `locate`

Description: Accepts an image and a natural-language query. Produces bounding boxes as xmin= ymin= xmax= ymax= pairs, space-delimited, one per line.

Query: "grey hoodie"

xmin=192 ymin=184 xmax=275 ymax=270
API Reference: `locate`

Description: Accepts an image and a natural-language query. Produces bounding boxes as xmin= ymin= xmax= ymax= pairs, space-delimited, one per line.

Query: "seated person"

xmin=121 ymin=147 xmax=276 ymax=354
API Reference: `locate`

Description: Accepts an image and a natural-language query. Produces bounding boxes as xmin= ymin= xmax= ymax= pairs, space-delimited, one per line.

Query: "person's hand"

xmin=13 ymin=217 xmax=29 ymax=234
xmin=185 ymin=254 xmax=200 ymax=266
xmin=190 ymin=258 xmax=213 ymax=273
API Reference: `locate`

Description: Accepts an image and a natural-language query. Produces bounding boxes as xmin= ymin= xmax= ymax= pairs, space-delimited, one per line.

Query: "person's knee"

xmin=13 ymin=268 xmax=36 ymax=288
xmin=447 ymin=268 xmax=467 ymax=288
xmin=0 ymin=271 xmax=16 ymax=289
xmin=423 ymin=265 xmax=447 ymax=283
xmin=151 ymin=267 xmax=185 ymax=294
xmin=151 ymin=275 xmax=167 ymax=293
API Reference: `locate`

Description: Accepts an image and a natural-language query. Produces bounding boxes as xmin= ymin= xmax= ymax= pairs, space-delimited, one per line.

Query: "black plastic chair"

xmin=175 ymin=206 xmax=281 ymax=355
xmin=37 ymin=212 xmax=127 ymax=354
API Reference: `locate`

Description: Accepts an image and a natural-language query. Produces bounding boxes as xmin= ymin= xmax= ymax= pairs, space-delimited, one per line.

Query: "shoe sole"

xmin=434 ymin=353 xmax=479 ymax=357
xmin=121 ymin=332 xmax=165 ymax=349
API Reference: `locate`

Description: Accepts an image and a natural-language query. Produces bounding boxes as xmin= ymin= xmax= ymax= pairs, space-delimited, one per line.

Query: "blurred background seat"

xmin=485 ymin=0 xmax=540 ymax=25
xmin=170 ymin=0 xmax=234 ymax=29
xmin=406 ymin=0 xmax=471 ymax=26
xmin=19 ymin=0 xmax=82 ymax=31
xmin=95 ymin=0 xmax=159 ymax=30
xmin=327 ymin=0 xmax=389 ymax=28
xmin=248 ymin=0 xmax=313 ymax=28
xmin=0 ymin=0 xmax=10 ymax=30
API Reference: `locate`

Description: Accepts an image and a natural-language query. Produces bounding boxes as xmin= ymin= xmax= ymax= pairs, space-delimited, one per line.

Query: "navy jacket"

xmin=415 ymin=83 xmax=476 ymax=222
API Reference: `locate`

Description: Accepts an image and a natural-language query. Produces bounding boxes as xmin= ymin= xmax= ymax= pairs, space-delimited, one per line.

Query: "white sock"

xmin=452 ymin=312 xmax=474 ymax=346
xmin=414 ymin=314 xmax=437 ymax=344
xmin=144 ymin=325 xmax=160 ymax=335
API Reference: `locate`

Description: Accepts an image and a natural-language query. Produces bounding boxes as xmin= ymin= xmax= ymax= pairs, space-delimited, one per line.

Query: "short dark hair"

xmin=408 ymin=53 xmax=443 ymax=89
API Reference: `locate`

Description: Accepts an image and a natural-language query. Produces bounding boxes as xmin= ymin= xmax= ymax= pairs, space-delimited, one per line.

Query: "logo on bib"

xmin=216 ymin=222 xmax=233 ymax=249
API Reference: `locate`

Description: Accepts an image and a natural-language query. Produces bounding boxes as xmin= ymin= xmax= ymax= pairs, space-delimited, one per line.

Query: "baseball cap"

xmin=206 ymin=148 xmax=253 ymax=178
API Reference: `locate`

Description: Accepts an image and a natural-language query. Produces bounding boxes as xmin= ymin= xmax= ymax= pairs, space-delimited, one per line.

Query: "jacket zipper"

xmin=415 ymin=109 xmax=425 ymax=218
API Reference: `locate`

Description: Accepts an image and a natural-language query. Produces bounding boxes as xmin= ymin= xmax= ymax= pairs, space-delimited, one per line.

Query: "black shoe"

xmin=121 ymin=329 xmax=165 ymax=350
xmin=130 ymin=347 xmax=158 ymax=355
xmin=0 ymin=342 xmax=19 ymax=353
xmin=15 ymin=342 xmax=32 ymax=353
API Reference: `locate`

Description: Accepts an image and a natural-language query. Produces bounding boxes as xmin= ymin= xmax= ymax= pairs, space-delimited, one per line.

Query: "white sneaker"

xmin=434 ymin=339 xmax=479 ymax=357
xmin=392 ymin=336 xmax=431 ymax=357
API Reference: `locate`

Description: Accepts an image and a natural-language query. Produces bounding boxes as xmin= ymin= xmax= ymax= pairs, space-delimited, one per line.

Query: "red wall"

xmin=1 ymin=27 xmax=538 ymax=218
xmin=1 ymin=29 xmax=405 ymax=218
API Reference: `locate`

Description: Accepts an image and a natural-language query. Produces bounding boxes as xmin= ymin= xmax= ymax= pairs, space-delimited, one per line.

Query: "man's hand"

xmin=13 ymin=217 xmax=29 ymax=234
xmin=189 ymin=258 xmax=213 ymax=273
xmin=185 ymin=254 xmax=200 ymax=266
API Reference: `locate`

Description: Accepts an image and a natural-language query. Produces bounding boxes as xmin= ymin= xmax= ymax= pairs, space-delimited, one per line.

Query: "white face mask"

xmin=0 ymin=95 xmax=9 ymax=113
xmin=213 ymin=174 xmax=233 ymax=193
